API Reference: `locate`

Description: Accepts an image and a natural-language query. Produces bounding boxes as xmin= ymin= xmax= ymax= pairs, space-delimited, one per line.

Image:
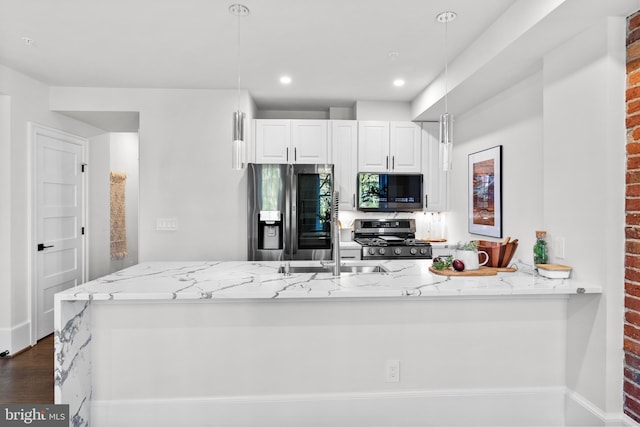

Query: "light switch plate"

xmin=156 ymin=218 xmax=178 ymax=231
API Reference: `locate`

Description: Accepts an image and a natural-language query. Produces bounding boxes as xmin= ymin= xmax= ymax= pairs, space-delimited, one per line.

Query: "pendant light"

xmin=436 ymin=11 xmax=456 ymax=172
xmin=230 ymin=4 xmax=249 ymax=170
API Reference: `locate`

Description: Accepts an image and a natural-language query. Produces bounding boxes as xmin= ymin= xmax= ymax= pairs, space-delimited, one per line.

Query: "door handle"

xmin=37 ymin=243 xmax=54 ymax=251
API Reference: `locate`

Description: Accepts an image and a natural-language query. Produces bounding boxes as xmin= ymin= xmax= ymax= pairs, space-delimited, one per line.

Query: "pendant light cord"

xmin=444 ymin=17 xmax=449 ymax=114
xmin=236 ymin=9 xmax=241 ymax=112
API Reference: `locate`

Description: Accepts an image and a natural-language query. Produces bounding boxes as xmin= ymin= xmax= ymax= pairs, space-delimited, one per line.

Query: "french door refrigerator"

xmin=248 ymin=163 xmax=334 ymax=261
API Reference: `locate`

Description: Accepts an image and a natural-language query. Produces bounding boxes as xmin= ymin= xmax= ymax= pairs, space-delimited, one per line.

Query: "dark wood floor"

xmin=0 ymin=334 xmax=54 ymax=403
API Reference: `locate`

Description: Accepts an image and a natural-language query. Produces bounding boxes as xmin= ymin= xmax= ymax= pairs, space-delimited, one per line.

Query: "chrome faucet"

xmin=331 ymin=191 xmax=341 ymax=276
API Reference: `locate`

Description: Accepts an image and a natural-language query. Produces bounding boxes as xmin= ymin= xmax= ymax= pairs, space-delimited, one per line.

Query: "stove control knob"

xmin=420 ymin=248 xmax=429 ymax=255
xmin=394 ymin=248 xmax=402 ymax=255
xmin=410 ymin=248 xmax=418 ymax=255
xmin=378 ymin=248 xmax=386 ymax=255
xmin=368 ymin=248 xmax=376 ymax=255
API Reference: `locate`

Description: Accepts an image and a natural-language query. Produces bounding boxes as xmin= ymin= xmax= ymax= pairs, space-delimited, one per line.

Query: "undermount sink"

xmin=277 ymin=264 xmax=389 ymax=275
xmin=339 ymin=265 xmax=388 ymax=273
xmin=277 ymin=266 xmax=328 ymax=274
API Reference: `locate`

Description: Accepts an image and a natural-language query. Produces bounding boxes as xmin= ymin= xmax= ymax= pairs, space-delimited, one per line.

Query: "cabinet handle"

xmin=286 ymin=147 xmax=289 ymax=162
xmin=352 ymin=194 xmax=356 ymax=208
xmin=392 ymin=156 xmax=395 ymax=170
xmin=294 ymin=147 xmax=297 ymax=162
xmin=386 ymin=156 xmax=389 ymax=170
xmin=425 ymin=194 xmax=428 ymax=209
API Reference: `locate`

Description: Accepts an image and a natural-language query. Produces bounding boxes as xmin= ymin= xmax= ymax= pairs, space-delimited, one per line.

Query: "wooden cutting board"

xmin=536 ymin=263 xmax=571 ymax=271
xmin=429 ymin=266 xmax=516 ymax=276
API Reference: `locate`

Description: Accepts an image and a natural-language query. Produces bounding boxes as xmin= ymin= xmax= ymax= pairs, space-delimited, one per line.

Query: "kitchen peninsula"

xmin=54 ymin=260 xmax=601 ymax=426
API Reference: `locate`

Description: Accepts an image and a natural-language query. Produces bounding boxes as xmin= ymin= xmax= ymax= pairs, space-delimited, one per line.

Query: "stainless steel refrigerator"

xmin=248 ymin=163 xmax=334 ymax=261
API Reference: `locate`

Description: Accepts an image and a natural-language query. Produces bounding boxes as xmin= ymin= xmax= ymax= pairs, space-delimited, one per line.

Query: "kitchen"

xmin=0 ymin=0 xmax=636 ymax=426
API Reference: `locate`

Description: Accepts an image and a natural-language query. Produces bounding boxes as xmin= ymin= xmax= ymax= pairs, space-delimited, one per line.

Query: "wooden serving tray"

xmin=536 ymin=263 xmax=571 ymax=271
xmin=429 ymin=266 xmax=516 ymax=276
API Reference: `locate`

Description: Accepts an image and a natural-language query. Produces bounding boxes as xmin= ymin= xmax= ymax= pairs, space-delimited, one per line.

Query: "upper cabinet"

xmin=331 ymin=120 xmax=358 ymax=211
xmin=254 ymin=119 xmax=328 ymax=164
xmin=421 ymin=122 xmax=449 ymax=212
xmin=357 ymin=121 xmax=421 ymax=173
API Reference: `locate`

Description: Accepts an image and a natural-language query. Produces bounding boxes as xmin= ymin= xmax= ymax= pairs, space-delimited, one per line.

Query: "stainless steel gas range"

xmin=353 ymin=218 xmax=432 ymax=260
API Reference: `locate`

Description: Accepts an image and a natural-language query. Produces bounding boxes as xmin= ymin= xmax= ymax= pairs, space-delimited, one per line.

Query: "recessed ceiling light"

xmin=393 ymin=79 xmax=405 ymax=87
xmin=280 ymin=76 xmax=292 ymax=85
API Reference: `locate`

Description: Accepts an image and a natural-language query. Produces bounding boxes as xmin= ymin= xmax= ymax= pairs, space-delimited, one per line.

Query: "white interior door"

xmin=32 ymin=123 xmax=87 ymax=340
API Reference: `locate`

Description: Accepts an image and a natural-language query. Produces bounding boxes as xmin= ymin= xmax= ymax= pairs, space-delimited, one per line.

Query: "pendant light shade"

xmin=232 ymin=110 xmax=245 ymax=170
xmin=230 ymin=4 xmax=249 ymax=170
xmin=439 ymin=112 xmax=453 ymax=171
xmin=436 ymin=11 xmax=456 ymax=172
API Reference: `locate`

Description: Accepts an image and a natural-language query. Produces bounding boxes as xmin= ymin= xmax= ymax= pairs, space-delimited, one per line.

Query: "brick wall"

xmin=626 ymin=10 xmax=640 ymax=423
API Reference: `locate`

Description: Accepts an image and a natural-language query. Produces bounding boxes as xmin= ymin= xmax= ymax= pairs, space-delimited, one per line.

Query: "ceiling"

xmin=0 ymin=0 xmax=515 ymax=112
xmin=1 ymin=0 xmax=638 ymax=127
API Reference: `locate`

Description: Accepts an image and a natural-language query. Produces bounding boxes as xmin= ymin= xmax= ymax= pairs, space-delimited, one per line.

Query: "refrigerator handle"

xmin=289 ymin=165 xmax=298 ymax=256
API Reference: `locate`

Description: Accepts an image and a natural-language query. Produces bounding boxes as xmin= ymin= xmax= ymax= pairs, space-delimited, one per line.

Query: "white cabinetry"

xmin=421 ymin=122 xmax=448 ymax=212
xmin=254 ymin=120 xmax=328 ymax=164
xmin=357 ymin=121 xmax=421 ymax=172
xmin=331 ymin=120 xmax=358 ymax=211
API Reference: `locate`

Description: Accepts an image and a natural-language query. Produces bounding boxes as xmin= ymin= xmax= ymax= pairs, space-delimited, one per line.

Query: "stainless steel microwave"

xmin=357 ymin=172 xmax=423 ymax=212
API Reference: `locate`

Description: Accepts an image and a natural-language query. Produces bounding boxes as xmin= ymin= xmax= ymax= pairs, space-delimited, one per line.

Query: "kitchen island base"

xmin=54 ymin=261 xmax=603 ymax=426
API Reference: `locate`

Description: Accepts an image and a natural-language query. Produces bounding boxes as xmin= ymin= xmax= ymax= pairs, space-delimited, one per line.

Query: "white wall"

xmin=0 ymin=94 xmax=11 ymax=352
xmin=91 ymin=298 xmax=567 ymax=399
xmin=543 ymin=17 xmax=626 ymax=415
xmin=0 ymin=65 xmax=104 ymax=353
xmin=89 ymin=133 xmax=139 ymax=280
xmin=355 ymin=101 xmax=412 ymax=121
xmin=446 ymin=71 xmax=544 ymax=256
xmin=50 ymin=87 xmax=252 ymax=262
xmin=89 ymin=133 xmax=111 ymax=280
xmin=431 ymin=17 xmax=626 ymax=418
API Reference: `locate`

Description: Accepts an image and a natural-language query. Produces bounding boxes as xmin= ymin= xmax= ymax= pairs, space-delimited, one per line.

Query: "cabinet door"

xmin=255 ymin=120 xmax=291 ymax=163
xmin=390 ymin=122 xmax=421 ymax=172
xmin=331 ymin=120 xmax=358 ymax=211
xmin=421 ymin=122 xmax=448 ymax=212
xmin=291 ymin=120 xmax=328 ymax=164
xmin=358 ymin=121 xmax=390 ymax=172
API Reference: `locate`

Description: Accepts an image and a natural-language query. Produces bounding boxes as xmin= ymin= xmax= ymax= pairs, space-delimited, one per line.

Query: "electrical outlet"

xmin=385 ymin=359 xmax=400 ymax=383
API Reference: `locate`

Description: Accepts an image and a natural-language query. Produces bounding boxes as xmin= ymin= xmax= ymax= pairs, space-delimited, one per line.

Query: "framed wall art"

xmin=468 ymin=145 xmax=502 ymax=238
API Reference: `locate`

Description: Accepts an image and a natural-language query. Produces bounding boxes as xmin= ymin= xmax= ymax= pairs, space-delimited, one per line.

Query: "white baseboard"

xmin=565 ymin=389 xmax=640 ymax=427
xmin=0 ymin=320 xmax=31 ymax=356
xmin=92 ymin=386 xmax=568 ymax=427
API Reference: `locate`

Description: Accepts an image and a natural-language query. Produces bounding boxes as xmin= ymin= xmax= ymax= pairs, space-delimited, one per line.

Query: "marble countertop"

xmin=55 ymin=260 xmax=602 ymax=302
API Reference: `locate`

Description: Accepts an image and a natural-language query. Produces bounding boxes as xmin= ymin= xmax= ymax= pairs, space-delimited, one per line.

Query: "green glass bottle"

xmin=533 ymin=230 xmax=548 ymax=265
